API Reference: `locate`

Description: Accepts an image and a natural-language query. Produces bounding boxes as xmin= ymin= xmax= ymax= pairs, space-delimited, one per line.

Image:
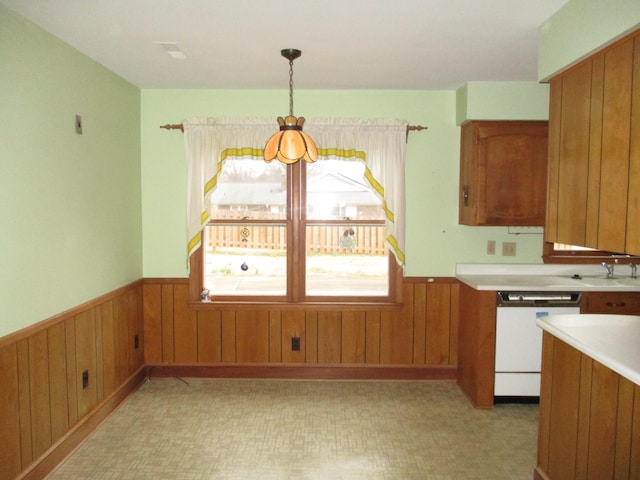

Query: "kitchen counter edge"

xmin=536 ymin=314 xmax=640 ymax=386
xmin=456 ymin=263 xmax=640 ymax=292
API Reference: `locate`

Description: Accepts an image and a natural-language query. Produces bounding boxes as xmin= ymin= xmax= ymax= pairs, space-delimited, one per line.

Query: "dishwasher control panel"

xmin=497 ymin=291 xmax=581 ymax=307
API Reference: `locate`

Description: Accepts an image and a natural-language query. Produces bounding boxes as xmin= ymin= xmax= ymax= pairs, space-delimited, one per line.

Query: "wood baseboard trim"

xmin=146 ymin=364 xmax=457 ymax=380
xmin=17 ymin=366 xmax=148 ymax=480
xmin=533 ymin=466 xmax=551 ymax=480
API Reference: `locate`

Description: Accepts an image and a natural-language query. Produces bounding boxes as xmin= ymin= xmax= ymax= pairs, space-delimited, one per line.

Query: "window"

xmin=192 ymin=155 xmax=401 ymax=304
xmin=542 ymin=241 xmax=640 ymax=263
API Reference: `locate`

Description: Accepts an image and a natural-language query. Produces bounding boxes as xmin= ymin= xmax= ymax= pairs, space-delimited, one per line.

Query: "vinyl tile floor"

xmin=46 ymin=378 xmax=538 ymax=480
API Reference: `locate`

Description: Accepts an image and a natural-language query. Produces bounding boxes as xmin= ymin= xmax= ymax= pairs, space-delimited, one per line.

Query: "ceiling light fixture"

xmin=264 ymin=49 xmax=318 ymax=164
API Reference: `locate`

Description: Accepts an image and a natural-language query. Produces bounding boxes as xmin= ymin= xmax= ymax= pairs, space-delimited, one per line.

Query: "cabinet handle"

xmin=462 ymin=186 xmax=469 ymax=206
xmin=606 ymin=302 xmax=626 ymax=308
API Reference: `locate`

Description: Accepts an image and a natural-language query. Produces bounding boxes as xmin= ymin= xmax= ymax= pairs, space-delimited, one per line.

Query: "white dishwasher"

xmin=495 ymin=291 xmax=581 ymax=400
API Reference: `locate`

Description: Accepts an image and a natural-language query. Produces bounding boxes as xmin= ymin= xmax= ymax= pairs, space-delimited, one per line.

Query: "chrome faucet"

xmin=602 ymin=259 xmax=618 ymax=278
xmin=630 ymin=262 xmax=637 ymax=279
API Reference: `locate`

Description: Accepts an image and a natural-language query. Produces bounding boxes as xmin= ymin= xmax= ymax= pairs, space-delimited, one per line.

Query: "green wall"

xmin=539 ymin=0 xmax=640 ymax=80
xmin=456 ymin=82 xmax=550 ymax=125
xmin=5 ymin=0 xmax=638 ymax=337
xmin=141 ymin=89 xmax=547 ymax=279
xmin=0 ymin=6 xmax=142 ymax=337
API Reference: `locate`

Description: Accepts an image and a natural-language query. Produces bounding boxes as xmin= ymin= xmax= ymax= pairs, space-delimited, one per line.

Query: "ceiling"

xmin=1 ymin=0 xmax=568 ymax=90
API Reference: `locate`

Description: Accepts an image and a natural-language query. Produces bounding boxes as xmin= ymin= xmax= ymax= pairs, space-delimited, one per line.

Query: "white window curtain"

xmin=182 ymin=116 xmax=408 ymax=266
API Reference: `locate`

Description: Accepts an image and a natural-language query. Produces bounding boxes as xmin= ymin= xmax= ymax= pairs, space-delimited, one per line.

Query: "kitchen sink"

xmin=612 ymin=277 xmax=640 ymax=287
xmin=545 ymin=277 xmax=591 ymax=288
xmin=490 ymin=275 xmax=585 ymax=289
xmin=574 ymin=276 xmax=640 ymax=288
xmin=578 ymin=276 xmax=620 ymax=285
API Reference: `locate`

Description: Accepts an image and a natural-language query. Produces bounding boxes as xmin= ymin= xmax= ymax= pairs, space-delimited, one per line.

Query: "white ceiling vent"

xmin=155 ymin=42 xmax=188 ymax=60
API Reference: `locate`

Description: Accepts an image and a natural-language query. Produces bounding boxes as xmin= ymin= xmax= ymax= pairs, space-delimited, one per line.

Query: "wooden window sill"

xmin=189 ymin=300 xmax=403 ymax=311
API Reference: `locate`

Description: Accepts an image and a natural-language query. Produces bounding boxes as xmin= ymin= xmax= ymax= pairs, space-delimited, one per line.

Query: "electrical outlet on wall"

xmin=487 ymin=240 xmax=496 ymax=255
xmin=502 ymin=242 xmax=516 ymax=256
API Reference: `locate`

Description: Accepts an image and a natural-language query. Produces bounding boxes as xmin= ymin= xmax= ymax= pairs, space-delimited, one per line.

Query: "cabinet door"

xmin=545 ymin=61 xmax=595 ymax=246
xmin=598 ymin=40 xmax=634 ymax=253
xmin=460 ymin=121 xmax=548 ymax=226
xmin=626 ymin=36 xmax=640 ymax=254
xmin=459 ymin=122 xmax=476 ymax=225
xmin=580 ymin=291 xmax=640 ymax=314
xmin=545 ymin=76 xmax=562 ymax=242
xmin=586 ymin=56 xmax=605 ymax=247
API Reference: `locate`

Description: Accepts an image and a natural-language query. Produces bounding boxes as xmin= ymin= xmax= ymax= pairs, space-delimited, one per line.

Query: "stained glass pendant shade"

xmin=264 ymin=49 xmax=318 ymax=164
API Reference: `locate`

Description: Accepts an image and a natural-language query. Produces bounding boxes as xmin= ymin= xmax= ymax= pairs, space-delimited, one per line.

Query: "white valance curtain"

xmin=182 ymin=116 xmax=408 ymax=266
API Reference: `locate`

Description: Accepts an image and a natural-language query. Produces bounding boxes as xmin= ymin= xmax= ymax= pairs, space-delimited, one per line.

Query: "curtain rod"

xmin=159 ymin=123 xmax=428 ymax=139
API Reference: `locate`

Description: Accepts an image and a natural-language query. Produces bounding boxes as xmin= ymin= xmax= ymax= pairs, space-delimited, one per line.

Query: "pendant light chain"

xmin=263 ymin=48 xmax=318 ymax=164
xmin=288 ymin=58 xmax=295 ymax=117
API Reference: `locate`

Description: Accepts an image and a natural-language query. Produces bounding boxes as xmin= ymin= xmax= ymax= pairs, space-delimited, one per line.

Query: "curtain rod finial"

xmin=160 ymin=123 xmax=184 ymax=132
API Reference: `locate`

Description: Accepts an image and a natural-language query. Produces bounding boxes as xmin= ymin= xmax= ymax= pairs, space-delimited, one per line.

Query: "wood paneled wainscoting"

xmin=0 ymin=281 xmax=146 ymax=480
xmin=142 ymin=277 xmax=460 ymax=379
xmin=0 ymin=276 xmax=459 ymax=480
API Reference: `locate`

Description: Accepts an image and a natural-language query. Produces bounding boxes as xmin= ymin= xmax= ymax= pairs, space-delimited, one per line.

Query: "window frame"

xmin=190 ymin=160 xmax=403 ymax=306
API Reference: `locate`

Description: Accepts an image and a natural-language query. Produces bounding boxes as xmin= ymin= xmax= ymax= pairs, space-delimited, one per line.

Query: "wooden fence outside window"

xmin=205 ymin=224 xmax=387 ymax=255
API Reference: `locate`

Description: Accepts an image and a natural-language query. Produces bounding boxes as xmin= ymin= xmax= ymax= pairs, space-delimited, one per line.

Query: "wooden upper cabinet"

xmin=545 ymin=61 xmax=599 ymax=247
xmin=598 ymin=39 xmax=634 ymax=253
xmin=546 ymin=29 xmax=640 ymax=255
xmin=626 ymin=35 xmax=640 ymax=254
xmin=459 ymin=120 xmax=548 ymax=226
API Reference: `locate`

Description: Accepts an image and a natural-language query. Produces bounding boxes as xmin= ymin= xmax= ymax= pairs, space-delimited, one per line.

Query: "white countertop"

xmin=536 ymin=314 xmax=640 ymax=386
xmin=456 ymin=263 xmax=640 ymax=292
